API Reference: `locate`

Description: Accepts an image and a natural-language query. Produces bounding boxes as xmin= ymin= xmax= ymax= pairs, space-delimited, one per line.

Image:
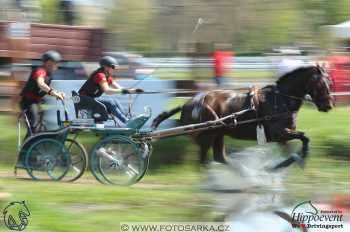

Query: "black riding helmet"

xmin=42 ymin=50 xmax=62 ymax=63
xmin=99 ymin=56 xmax=118 ymax=69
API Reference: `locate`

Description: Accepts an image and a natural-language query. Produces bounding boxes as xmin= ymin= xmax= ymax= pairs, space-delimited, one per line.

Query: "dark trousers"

xmin=19 ymin=98 xmax=40 ymax=137
xmin=98 ymin=98 xmax=129 ymax=123
xmin=214 ymin=76 xmax=223 ymax=86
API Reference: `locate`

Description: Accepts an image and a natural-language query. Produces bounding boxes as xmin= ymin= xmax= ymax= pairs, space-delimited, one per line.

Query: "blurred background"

xmin=0 ymin=0 xmax=349 ymax=231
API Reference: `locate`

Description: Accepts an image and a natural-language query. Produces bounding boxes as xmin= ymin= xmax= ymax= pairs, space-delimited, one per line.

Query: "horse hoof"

xmin=291 ymin=153 xmax=305 ymax=169
xmin=266 ymin=154 xmax=301 ymax=172
xmin=264 ymin=166 xmax=277 ymax=173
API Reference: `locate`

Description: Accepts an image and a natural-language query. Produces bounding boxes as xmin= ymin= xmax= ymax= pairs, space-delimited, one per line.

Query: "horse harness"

xmin=225 ymin=86 xmax=299 ymax=128
xmin=192 ymin=86 xmax=301 ymax=129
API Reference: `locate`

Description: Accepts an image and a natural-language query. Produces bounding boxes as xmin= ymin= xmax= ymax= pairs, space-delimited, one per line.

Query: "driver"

xmin=78 ymin=56 xmax=143 ymax=123
xmin=20 ymin=50 xmax=65 ymax=134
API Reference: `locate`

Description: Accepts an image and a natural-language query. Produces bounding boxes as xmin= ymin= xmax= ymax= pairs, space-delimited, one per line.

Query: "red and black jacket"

xmin=78 ymin=68 xmax=113 ymax=98
xmin=20 ymin=68 xmax=52 ymax=103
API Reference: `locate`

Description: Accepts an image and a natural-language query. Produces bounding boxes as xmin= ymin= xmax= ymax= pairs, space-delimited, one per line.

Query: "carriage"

xmin=15 ymin=91 xmax=154 ymax=185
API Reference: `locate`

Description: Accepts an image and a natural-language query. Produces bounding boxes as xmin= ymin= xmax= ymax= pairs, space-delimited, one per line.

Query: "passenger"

xmin=20 ymin=50 xmax=65 ymax=135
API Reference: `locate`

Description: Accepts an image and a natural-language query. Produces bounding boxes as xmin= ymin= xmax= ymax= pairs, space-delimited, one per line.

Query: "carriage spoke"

xmin=72 ymin=166 xmax=81 ymax=173
xmin=71 ymin=157 xmax=84 ymax=165
xmin=65 ymin=141 xmax=74 ymax=151
xmin=33 ymin=147 xmax=45 ymax=157
xmin=126 ymin=164 xmax=139 ymax=175
xmin=97 ymin=148 xmax=119 ymax=163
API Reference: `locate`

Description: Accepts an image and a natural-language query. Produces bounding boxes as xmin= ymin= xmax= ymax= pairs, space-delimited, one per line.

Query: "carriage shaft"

xmin=149 ymin=122 xmax=225 ymax=139
xmin=148 ymin=108 xmax=253 ymax=139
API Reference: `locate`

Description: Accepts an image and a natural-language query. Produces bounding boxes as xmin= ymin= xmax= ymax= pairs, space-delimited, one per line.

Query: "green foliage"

xmin=237 ymin=0 xmax=350 ymax=51
xmin=326 ymin=0 xmax=350 ymax=24
xmin=299 ymin=0 xmax=350 ymax=26
xmin=101 ymin=0 xmax=350 ymax=53
xmin=105 ymin=0 xmax=155 ymax=52
xmin=39 ymin=0 xmax=59 ymax=24
xmin=235 ymin=1 xmax=304 ymax=52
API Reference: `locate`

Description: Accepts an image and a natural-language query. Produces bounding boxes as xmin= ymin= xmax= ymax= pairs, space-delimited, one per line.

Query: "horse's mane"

xmin=276 ymin=65 xmax=315 ymax=85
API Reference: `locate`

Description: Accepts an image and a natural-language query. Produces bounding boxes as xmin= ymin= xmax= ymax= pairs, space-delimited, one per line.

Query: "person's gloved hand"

xmin=56 ymin=94 xmax=64 ymax=101
xmin=59 ymin=92 xmax=66 ymax=99
xmin=121 ymin=89 xmax=131 ymax=94
xmin=52 ymin=90 xmax=65 ymax=100
xmin=134 ymin=88 xmax=144 ymax=93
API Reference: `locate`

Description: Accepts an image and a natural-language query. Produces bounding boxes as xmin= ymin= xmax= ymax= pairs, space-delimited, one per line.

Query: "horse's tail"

xmin=151 ymin=106 xmax=182 ymax=130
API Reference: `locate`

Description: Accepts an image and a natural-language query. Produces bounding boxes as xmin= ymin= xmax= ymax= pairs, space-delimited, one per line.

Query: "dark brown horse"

xmin=151 ymin=65 xmax=334 ymax=169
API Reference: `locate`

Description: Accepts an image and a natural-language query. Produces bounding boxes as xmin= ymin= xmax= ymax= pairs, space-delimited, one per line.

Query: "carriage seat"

xmin=72 ymin=91 xmax=109 ymax=123
xmin=71 ymin=91 xmax=151 ymax=129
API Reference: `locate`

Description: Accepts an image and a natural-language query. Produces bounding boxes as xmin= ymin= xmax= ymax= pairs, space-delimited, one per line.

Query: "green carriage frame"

xmin=15 ymin=95 xmax=153 ymax=186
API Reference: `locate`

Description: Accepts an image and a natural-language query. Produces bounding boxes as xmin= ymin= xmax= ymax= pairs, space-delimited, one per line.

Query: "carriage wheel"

xmin=90 ymin=136 xmax=147 ymax=186
xmin=62 ymin=139 xmax=87 ymax=182
xmin=25 ymin=139 xmax=70 ymax=181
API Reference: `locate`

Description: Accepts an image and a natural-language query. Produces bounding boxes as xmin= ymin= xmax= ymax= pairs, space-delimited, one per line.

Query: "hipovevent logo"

xmin=291 ymin=200 xmax=343 ymax=231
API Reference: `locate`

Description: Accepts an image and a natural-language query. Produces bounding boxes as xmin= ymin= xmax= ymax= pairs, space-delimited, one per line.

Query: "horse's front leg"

xmin=284 ymin=129 xmax=310 ymax=159
xmin=270 ymin=129 xmax=310 ymax=170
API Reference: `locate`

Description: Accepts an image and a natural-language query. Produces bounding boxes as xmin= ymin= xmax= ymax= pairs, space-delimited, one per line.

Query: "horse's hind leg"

xmin=195 ymin=133 xmax=214 ymax=165
xmin=199 ymin=144 xmax=210 ymax=165
xmin=213 ymin=135 xmax=226 ymax=163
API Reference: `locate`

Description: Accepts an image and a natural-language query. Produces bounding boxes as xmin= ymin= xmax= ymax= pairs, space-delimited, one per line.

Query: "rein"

xmin=274 ymin=90 xmax=313 ymax=103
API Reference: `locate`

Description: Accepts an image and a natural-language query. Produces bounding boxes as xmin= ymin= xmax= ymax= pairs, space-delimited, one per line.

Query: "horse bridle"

xmin=275 ymin=66 xmax=332 ymax=104
xmin=305 ymin=66 xmax=334 ymax=108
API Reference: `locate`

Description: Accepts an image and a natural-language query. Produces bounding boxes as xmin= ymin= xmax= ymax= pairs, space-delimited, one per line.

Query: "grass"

xmin=283 ymin=105 xmax=350 ymax=200
xmin=0 ymin=105 xmax=349 ymax=231
xmin=0 ymin=166 xmax=211 ymax=232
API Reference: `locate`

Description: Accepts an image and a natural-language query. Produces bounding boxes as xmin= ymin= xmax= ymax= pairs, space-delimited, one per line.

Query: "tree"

xmin=105 ymin=0 xmax=155 ymax=52
xmin=39 ymin=0 xmax=60 ymax=24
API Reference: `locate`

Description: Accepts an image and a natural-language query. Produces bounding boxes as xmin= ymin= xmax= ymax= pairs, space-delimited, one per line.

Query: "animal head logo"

xmin=3 ymin=201 xmax=30 ymax=231
xmin=291 ymin=201 xmax=318 ymax=232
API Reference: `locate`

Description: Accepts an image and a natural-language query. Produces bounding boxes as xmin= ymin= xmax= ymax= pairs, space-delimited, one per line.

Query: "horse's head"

xmin=306 ymin=65 xmax=334 ymax=112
